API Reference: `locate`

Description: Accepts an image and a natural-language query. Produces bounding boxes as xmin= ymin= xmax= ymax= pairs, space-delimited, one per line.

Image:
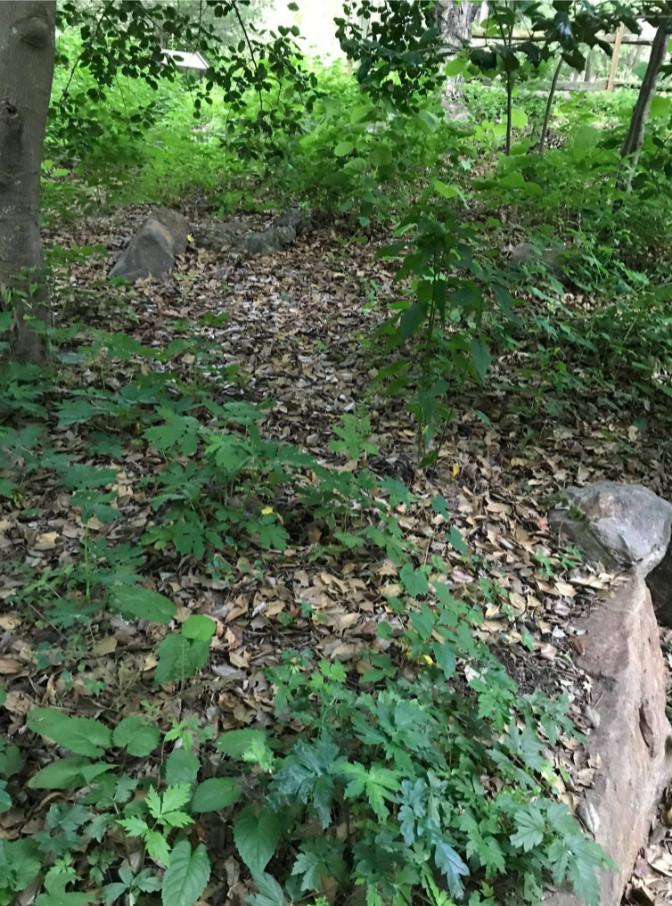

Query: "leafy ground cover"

xmin=2 ymin=32 xmax=672 ymax=906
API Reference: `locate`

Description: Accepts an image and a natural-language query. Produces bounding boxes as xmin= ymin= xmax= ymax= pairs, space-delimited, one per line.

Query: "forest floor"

xmin=3 ymin=203 xmax=672 ymax=903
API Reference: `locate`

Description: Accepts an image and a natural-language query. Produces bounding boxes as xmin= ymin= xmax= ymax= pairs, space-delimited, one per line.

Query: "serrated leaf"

xmin=162 ymin=841 xmax=211 ymax=906
xmin=27 ymin=708 xmax=112 ymax=757
xmin=510 ymin=806 xmax=546 ymax=851
xmin=433 ymin=640 xmax=456 ymax=680
xmin=234 ymin=806 xmax=282 ymax=877
xmin=399 ymin=563 xmax=428 ymax=598
xmin=111 ymin=586 xmax=176 ymax=623
xmin=112 ymin=715 xmax=160 ymax=757
xmin=191 ymin=777 xmax=241 ymax=812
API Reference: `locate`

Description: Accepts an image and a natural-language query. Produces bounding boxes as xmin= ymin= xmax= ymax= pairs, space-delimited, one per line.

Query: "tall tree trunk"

xmin=619 ymin=19 xmax=671 ymax=187
xmin=435 ymin=0 xmax=482 ymax=103
xmin=539 ymin=58 xmax=562 ymax=153
xmin=0 ymin=2 xmax=55 ymax=363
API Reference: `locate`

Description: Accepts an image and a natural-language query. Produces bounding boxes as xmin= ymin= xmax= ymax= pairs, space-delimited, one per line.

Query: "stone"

xmin=549 ymin=482 xmax=672 ymax=574
xmin=192 ymin=208 xmax=308 ymax=257
xmin=108 ymin=208 xmax=189 ymax=283
xmin=543 ymin=576 xmax=672 ymax=906
xmin=508 ymin=241 xmax=566 ymax=274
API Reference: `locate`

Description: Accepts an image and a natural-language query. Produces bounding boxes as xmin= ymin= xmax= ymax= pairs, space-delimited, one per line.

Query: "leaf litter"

xmin=2 ymin=204 xmax=672 ymax=902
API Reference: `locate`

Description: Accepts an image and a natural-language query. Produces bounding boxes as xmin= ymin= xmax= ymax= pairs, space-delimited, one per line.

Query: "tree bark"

xmin=435 ymin=1 xmax=482 ymax=102
xmin=0 ymin=2 xmax=55 ymax=362
xmin=619 ymin=19 xmax=671 ymax=184
xmin=538 ymin=58 xmax=562 ymax=153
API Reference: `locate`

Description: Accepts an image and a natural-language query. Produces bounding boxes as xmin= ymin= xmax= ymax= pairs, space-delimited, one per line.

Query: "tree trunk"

xmin=539 ymin=58 xmax=562 ymax=153
xmin=435 ymin=1 xmax=482 ymax=102
xmin=0 ymin=2 xmax=55 ymax=363
xmin=619 ymin=19 xmax=671 ymax=185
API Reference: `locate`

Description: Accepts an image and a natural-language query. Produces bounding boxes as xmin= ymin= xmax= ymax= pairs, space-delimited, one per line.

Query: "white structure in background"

xmin=161 ymin=49 xmax=209 ymax=75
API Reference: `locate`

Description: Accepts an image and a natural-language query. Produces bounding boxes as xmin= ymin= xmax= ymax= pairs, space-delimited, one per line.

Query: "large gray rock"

xmin=108 ymin=208 xmax=189 ymax=283
xmin=549 ymin=482 xmax=672 ymax=574
xmin=544 ymin=577 xmax=672 ymax=906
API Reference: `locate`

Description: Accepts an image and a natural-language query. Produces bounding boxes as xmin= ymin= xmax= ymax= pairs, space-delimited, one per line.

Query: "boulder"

xmin=108 ymin=208 xmax=189 ymax=283
xmin=549 ymin=482 xmax=672 ymax=574
xmin=543 ymin=576 xmax=672 ymax=906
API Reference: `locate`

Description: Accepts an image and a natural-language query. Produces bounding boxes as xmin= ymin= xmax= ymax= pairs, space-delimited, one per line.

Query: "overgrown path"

xmin=3 ymin=204 xmax=672 ymax=902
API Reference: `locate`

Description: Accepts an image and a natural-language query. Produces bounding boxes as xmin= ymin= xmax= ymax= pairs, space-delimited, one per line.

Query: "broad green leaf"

xmin=162 ymin=841 xmax=211 ymax=906
xmin=215 ymin=728 xmax=273 ymax=763
xmin=165 ymin=749 xmax=200 ymax=787
xmin=416 ymin=109 xmax=440 ymax=133
xmin=334 ymin=140 xmax=355 ymax=157
xmin=370 ymin=145 xmax=392 ymax=167
xmin=111 ymin=586 xmax=176 ymax=623
xmin=397 ymin=303 xmax=427 ymax=345
xmin=234 ymin=806 xmax=282 ymax=877
xmin=191 ymin=777 xmax=241 ymax=812
xmin=155 ymin=634 xmax=210 ymax=685
xmin=27 ymin=708 xmax=112 ymax=757
xmin=181 ymin=614 xmax=216 ymax=641
xmin=409 ymin=605 xmax=437 ymax=640
xmin=469 ymin=338 xmax=491 ymax=381
xmin=444 ymin=58 xmax=465 ymax=76
xmin=497 ymin=172 xmax=525 ymax=189
xmin=399 ymin=563 xmax=428 ymax=598
xmin=432 ymin=179 xmax=460 ymax=200
xmin=650 ymin=95 xmax=672 ymax=119
xmin=510 ymin=108 xmax=527 ymax=129
xmin=447 ymin=525 xmax=469 ymax=556
xmin=28 ymin=757 xmax=114 ymax=790
xmin=112 ymin=715 xmax=160 ymax=757
xmin=433 ymin=640 xmax=456 ymax=680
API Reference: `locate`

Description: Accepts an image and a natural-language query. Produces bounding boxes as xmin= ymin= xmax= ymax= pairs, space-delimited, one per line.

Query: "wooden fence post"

xmin=607 ymin=25 xmax=624 ymax=91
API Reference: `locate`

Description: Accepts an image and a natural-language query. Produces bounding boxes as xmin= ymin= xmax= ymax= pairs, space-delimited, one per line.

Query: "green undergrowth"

xmin=0 ymin=309 xmax=613 ymax=906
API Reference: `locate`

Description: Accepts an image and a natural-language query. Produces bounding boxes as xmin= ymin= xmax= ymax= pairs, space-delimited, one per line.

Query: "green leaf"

xmin=510 ymin=108 xmax=527 ymax=129
xmin=155 ymin=634 xmax=210 ymax=685
xmin=370 ymin=145 xmax=392 ymax=167
xmin=181 ymin=615 xmax=216 ymax=641
xmin=497 ymin=172 xmax=525 ymax=189
xmin=416 ymin=109 xmax=440 ymax=133
xmin=510 ymin=806 xmax=546 ymax=852
xmin=234 ymin=806 xmax=282 ymax=877
xmin=27 ymin=708 xmax=112 ymax=757
xmin=111 ymin=586 xmax=176 ymax=623
xmin=112 ymin=716 xmax=160 ymax=757
xmin=469 ymin=338 xmax=491 ymax=382
xmin=433 ymin=640 xmax=456 ymax=680
xmin=397 ymin=303 xmax=427 ymax=345
xmin=409 ymin=605 xmax=437 ymax=640
xmin=434 ymin=838 xmax=469 ymax=898
xmin=165 ymin=749 xmax=200 ymax=787
xmin=28 ymin=757 xmax=112 ymax=790
xmin=191 ymin=777 xmax=241 ymax=812
xmin=447 ymin=525 xmax=469 ymax=556
xmin=215 ymin=728 xmax=273 ymax=764
xmin=432 ymin=179 xmax=460 ymax=200
xmin=400 ymin=563 xmax=428 ymax=598
xmin=649 ymin=95 xmax=672 ymax=119
xmin=334 ymin=140 xmax=355 ymax=157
